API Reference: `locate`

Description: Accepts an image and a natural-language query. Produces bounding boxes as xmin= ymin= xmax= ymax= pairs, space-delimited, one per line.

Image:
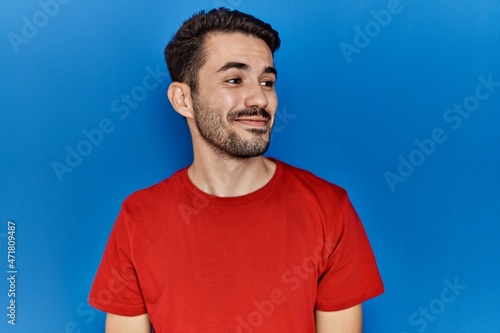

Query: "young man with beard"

xmin=89 ymin=8 xmax=384 ymax=333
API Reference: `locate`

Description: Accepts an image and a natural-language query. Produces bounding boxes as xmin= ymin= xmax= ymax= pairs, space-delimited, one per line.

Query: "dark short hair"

xmin=165 ymin=7 xmax=280 ymax=92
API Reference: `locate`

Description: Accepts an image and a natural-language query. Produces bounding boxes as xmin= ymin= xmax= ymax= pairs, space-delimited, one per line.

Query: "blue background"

xmin=1 ymin=0 xmax=499 ymax=332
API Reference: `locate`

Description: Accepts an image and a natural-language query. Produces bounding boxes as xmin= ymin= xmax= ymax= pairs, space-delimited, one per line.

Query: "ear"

xmin=167 ymin=82 xmax=194 ymax=119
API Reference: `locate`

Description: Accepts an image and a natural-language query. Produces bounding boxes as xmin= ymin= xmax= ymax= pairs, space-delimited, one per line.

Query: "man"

xmin=89 ymin=8 xmax=383 ymax=332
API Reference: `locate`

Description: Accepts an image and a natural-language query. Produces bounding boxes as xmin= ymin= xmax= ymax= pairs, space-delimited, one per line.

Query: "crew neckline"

xmin=179 ymin=158 xmax=283 ymax=206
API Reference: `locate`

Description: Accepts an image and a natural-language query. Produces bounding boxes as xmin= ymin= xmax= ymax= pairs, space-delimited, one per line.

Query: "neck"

xmin=187 ymin=152 xmax=276 ymax=197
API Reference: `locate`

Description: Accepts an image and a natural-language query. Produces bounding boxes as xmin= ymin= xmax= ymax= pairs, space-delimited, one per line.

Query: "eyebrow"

xmin=216 ymin=62 xmax=278 ymax=78
xmin=264 ymin=66 xmax=278 ymax=78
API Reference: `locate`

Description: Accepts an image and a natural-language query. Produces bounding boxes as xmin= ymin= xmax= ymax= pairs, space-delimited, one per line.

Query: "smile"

xmin=234 ymin=118 xmax=269 ymax=128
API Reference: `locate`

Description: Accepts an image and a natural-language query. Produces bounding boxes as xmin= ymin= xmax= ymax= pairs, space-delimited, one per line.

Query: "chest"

xmin=130 ymin=198 xmax=327 ymax=332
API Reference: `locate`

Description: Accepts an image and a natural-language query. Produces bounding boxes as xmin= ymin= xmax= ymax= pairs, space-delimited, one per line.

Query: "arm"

xmin=105 ymin=313 xmax=151 ymax=333
xmin=315 ymin=304 xmax=362 ymax=333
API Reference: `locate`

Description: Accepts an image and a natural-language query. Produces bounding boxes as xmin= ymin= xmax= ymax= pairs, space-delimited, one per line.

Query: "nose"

xmin=244 ymin=81 xmax=269 ymax=110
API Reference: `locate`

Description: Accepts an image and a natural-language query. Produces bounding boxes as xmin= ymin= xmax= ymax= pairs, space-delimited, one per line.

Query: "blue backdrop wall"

xmin=1 ymin=0 xmax=499 ymax=332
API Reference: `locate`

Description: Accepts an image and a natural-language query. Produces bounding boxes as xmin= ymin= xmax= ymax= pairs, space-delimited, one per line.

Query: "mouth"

xmin=234 ymin=118 xmax=269 ymax=128
xmin=228 ymin=108 xmax=272 ymax=130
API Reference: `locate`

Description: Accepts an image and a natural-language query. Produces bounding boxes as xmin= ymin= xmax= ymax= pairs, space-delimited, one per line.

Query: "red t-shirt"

xmin=89 ymin=159 xmax=383 ymax=332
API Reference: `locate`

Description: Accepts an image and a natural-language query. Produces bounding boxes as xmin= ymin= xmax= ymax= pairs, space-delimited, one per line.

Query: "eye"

xmin=227 ymin=78 xmax=242 ymax=84
xmin=261 ymin=80 xmax=275 ymax=88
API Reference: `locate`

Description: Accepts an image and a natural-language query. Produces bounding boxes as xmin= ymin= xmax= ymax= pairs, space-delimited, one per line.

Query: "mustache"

xmin=227 ymin=108 xmax=271 ymax=121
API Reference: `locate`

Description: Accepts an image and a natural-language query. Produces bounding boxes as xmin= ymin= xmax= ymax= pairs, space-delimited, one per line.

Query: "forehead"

xmin=202 ymin=32 xmax=274 ymax=71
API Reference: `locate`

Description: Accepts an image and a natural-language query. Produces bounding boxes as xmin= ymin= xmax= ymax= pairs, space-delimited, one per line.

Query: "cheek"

xmin=203 ymin=89 xmax=241 ymax=112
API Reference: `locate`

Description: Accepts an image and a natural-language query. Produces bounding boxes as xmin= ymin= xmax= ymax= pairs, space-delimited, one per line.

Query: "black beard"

xmin=192 ymin=97 xmax=273 ymax=160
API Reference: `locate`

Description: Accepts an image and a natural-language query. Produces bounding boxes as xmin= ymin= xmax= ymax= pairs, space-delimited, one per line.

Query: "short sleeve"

xmin=315 ymin=194 xmax=384 ymax=311
xmin=88 ymin=206 xmax=147 ymax=316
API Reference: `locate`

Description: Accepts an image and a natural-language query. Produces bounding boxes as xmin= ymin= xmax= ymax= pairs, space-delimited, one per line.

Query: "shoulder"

xmin=276 ymin=159 xmax=348 ymax=203
xmin=120 ymin=167 xmax=186 ymax=211
xmin=274 ymin=159 xmax=360 ymax=238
